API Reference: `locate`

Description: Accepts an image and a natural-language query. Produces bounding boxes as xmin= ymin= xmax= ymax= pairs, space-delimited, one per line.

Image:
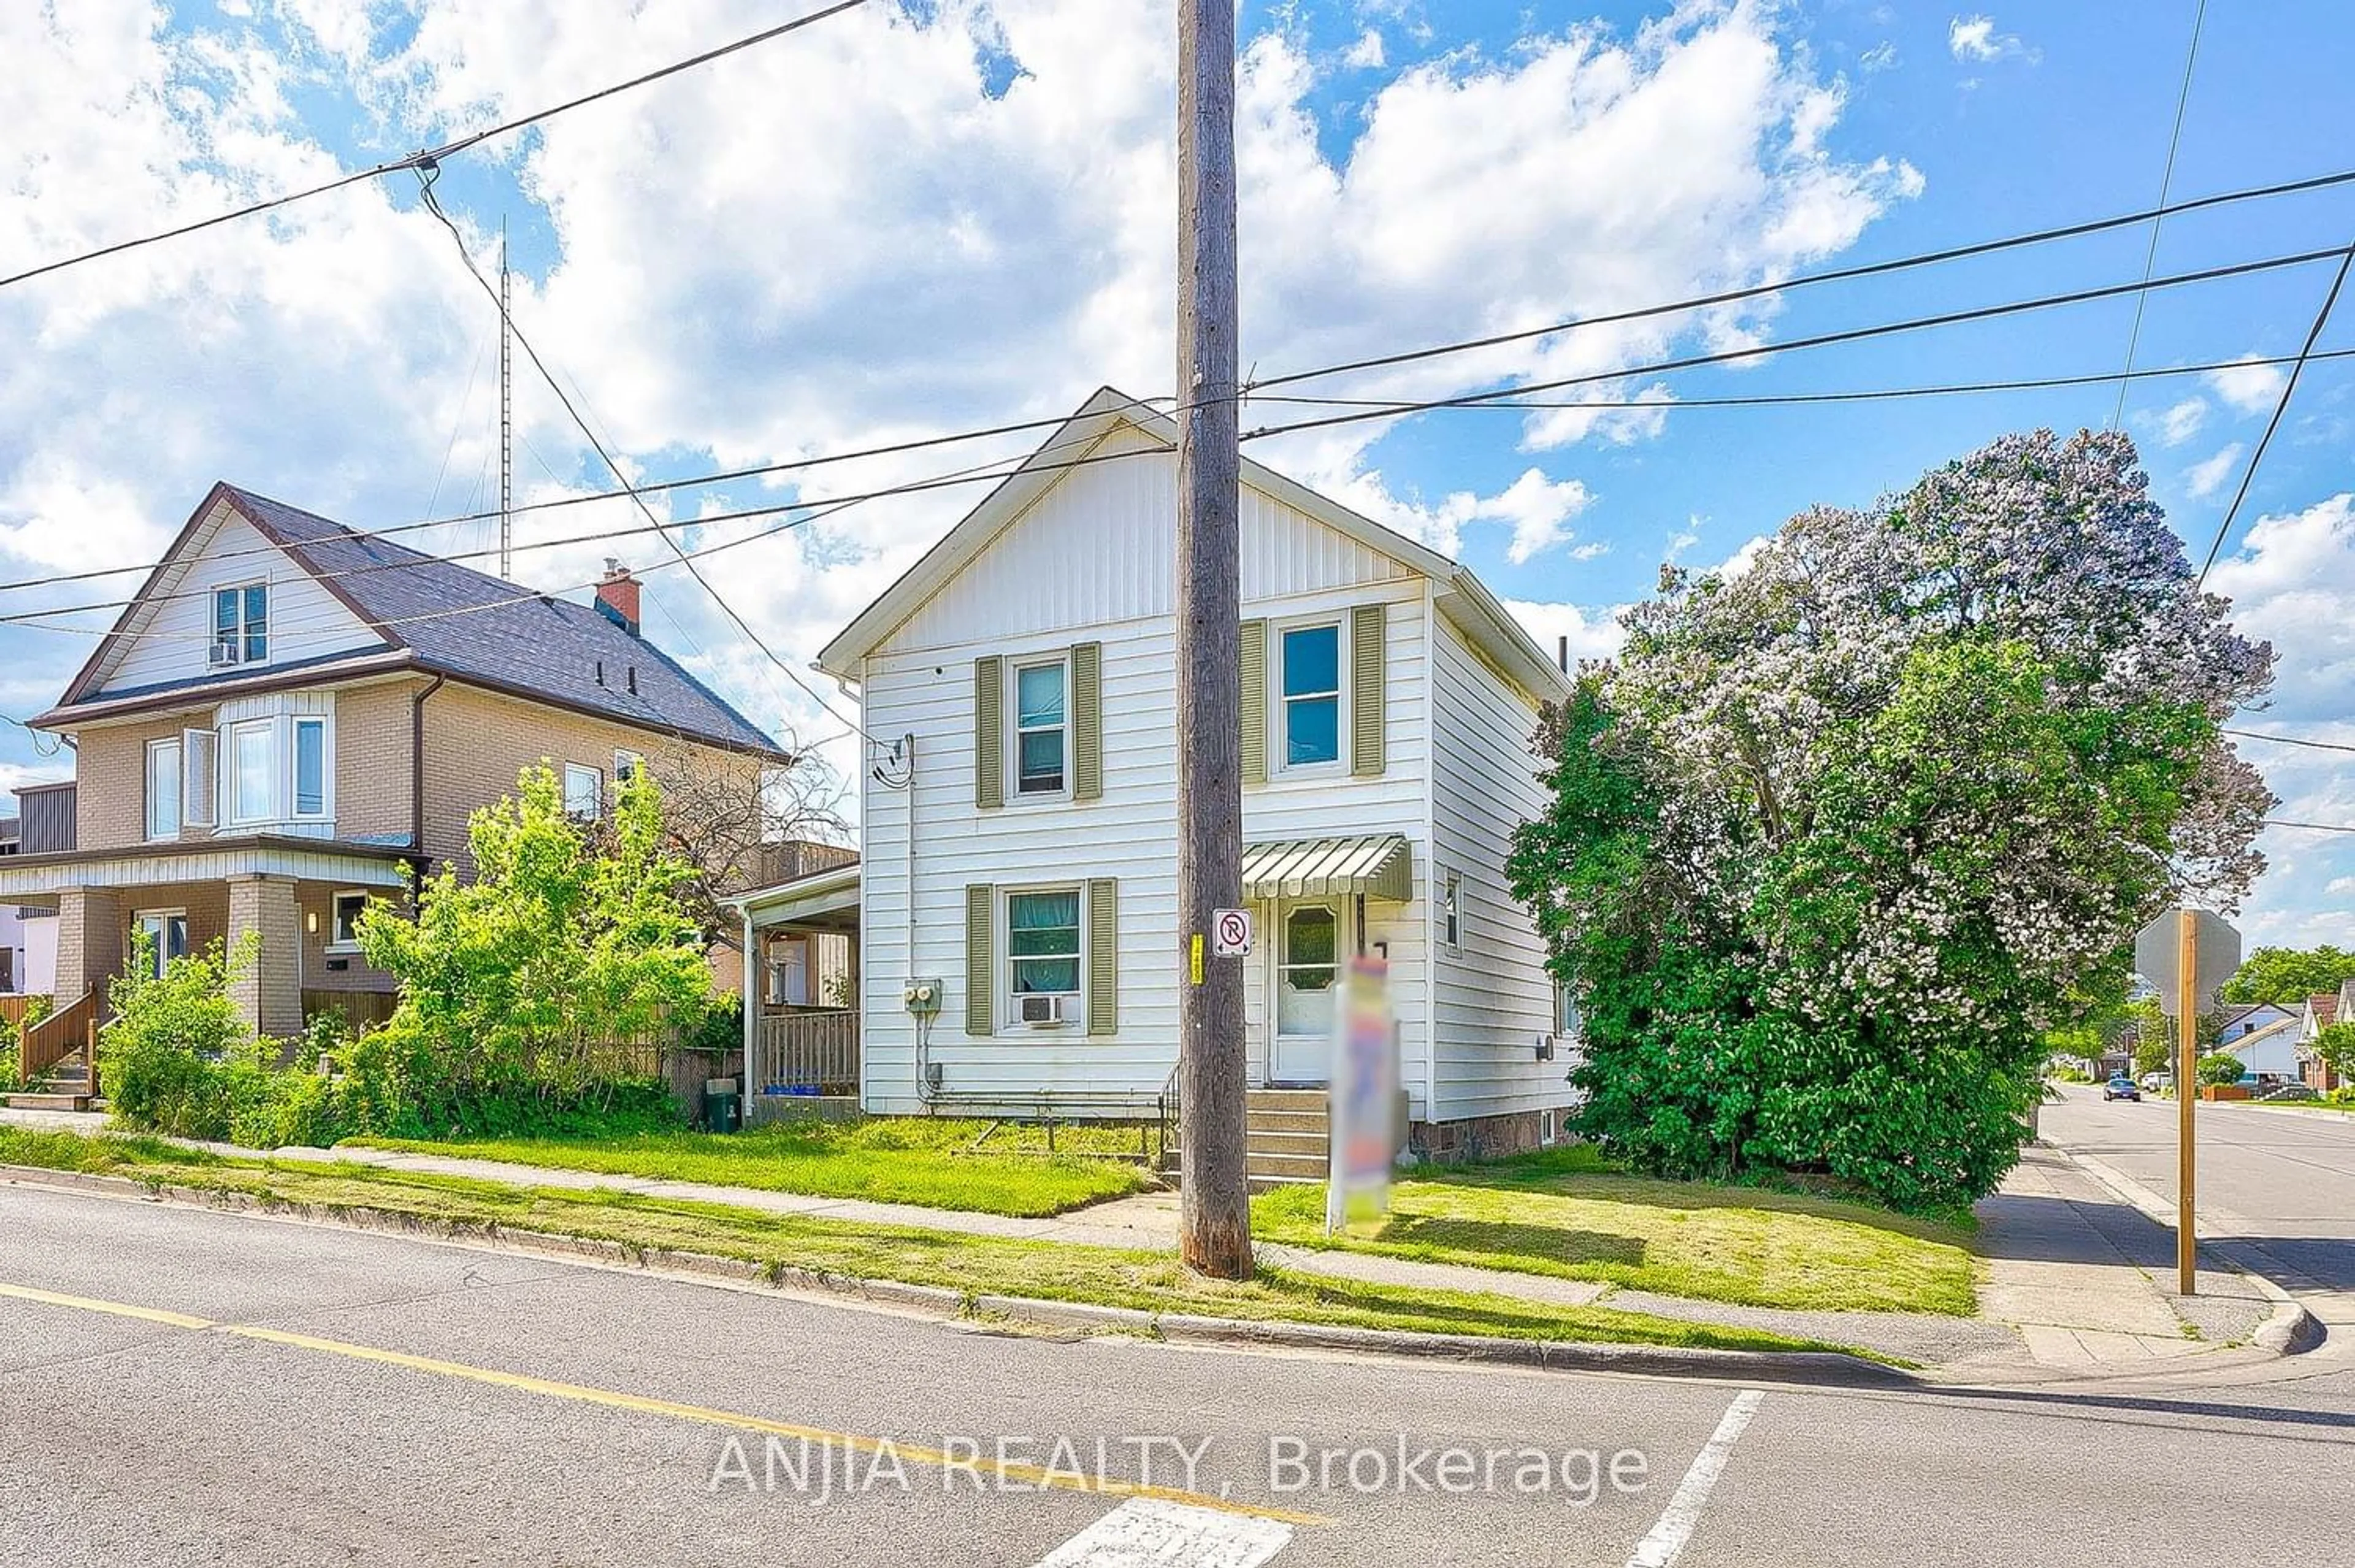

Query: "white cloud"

xmin=2185 ymin=443 xmax=2244 ymax=500
xmin=1947 ymin=15 xmax=2031 ymax=63
xmin=2206 ymin=494 xmax=2355 ymax=728
xmin=1504 ymin=597 xmax=1624 ymax=669
xmin=2155 ymin=397 xmax=2207 ymax=448
xmin=2206 ymin=356 xmax=2289 ymax=415
xmin=1858 ymin=42 xmax=1897 ymax=74
xmin=1341 ymin=29 xmax=1385 ymax=71
xmin=0 ymin=0 xmax=1915 ymax=802
xmin=1319 ymin=464 xmax=1592 ymax=564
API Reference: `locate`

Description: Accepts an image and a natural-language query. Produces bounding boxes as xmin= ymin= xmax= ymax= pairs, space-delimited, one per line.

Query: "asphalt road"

xmin=2042 ymin=1085 xmax=2355 ymax=1291
xmin=3 ymin=1180 xmax=2353 ymax=1567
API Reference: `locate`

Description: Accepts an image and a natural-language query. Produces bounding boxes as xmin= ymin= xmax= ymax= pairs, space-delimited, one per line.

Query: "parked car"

xmin=2104 ymin=1075 xmax=2142 ymax=1102
xmin=2140 ymin=1071 xmax=2172 ymax=1093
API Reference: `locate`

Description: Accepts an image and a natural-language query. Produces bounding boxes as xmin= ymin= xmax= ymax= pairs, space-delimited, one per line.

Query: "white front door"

xmin=1268 ymin=897 xmax=1348 ymax=1084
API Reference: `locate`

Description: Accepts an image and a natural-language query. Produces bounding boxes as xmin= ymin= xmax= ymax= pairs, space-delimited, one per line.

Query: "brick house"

xmin=0 ymin=483 xmax=787 ymax=1092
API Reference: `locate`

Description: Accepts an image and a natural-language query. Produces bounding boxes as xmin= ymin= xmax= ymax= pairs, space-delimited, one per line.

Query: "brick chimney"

xmin=595 ymin=559 xmax=641 ymax=637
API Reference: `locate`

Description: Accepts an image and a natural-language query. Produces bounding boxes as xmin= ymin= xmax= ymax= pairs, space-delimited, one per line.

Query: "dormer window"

xmin=212 ymin=584 xmax=269 ymax=667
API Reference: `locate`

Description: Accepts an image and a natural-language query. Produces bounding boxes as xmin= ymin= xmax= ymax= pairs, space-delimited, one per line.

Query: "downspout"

xmin=408 ymin=673 xmax=447 ymax=866
xmin=903 ymin=733 xmax=932 ymax=1107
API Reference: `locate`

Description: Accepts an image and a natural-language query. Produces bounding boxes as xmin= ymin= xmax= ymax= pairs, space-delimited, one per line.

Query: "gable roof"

xmin=42 ymin=484 xmax=785 ymax=759
xmin=818 ymin=388 xmax=1575 ymax=703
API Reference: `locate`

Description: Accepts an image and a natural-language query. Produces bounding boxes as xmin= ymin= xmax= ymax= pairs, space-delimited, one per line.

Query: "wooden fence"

xmin=0 ymin=995 xmax=45 ymax=1031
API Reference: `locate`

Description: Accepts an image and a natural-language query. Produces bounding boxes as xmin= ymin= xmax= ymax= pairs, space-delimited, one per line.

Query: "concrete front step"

xmin=1247 ymin=1088 xmax=1330 ymax=1113
xmin=4 ymin=1093 xmax=93 ymax=1112
xmin=1245 ymin=1131 xmax=1329 ymax=1158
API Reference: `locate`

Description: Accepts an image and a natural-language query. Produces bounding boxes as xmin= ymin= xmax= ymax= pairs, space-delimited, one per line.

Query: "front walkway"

xmin=0 ymin=1107 xmax=2292 ymax=1376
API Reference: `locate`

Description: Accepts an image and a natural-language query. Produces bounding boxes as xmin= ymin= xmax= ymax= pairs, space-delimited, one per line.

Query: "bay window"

xmin=293 ymin=717 xmax=328 ymax=817
xmin=228 ymin=719 xmax=275 ymax=824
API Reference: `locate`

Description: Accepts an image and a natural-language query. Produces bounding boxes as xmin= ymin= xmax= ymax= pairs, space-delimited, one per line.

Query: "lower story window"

xmin=132 ymin=910 xmax=190 ymax=979
xmin=1008 ymin=889 xmax=1081 ymax=1019
xmin=329 ymin=892 xmax=370 ymax=950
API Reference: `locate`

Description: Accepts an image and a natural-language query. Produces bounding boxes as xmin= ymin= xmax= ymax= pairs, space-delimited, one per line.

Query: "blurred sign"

xmin=1212 ymin=908 xmax=1254 ymax=958
xmin=2134 ymin=908 xmax=2240 ymax=1015
xmin=1327 ymin=955 xmax=1398 ymax=1234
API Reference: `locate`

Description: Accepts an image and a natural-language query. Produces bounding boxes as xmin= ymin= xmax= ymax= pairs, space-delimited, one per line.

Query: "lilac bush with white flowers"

xmin=1509 ymin=430 xmax=2274 ymax=1210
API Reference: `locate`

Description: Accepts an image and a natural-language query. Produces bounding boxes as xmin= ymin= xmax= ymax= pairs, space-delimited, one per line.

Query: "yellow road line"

xmin=0 ymin=1281 xmax=213 ymax=1330
xmin=2 ymin=1280 xmax=1327 ymax=1526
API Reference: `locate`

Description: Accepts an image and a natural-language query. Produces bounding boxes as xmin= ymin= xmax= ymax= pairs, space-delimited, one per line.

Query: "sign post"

xmin=2133 ymin=906 xmax=2242 ymax=1298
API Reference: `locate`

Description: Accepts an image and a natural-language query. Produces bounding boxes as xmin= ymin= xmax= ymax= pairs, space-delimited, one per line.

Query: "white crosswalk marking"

xmin=1030 ymin=1497 xmax=1294 ymax=1567
xmin=1624 ymin=1389 xmax=1766 ymax=1568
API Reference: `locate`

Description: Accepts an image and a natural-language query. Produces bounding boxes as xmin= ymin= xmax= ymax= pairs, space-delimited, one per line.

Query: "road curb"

xmin=0 ymin=1163 xmax=1918 ymax=1391
xmin=2046 ymin=1144 xmax=2324 ymax=1357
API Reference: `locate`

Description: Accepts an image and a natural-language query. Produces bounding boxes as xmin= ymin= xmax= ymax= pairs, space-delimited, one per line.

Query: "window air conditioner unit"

xmin=1019 ymin=993 xmax=1065 ymax=1027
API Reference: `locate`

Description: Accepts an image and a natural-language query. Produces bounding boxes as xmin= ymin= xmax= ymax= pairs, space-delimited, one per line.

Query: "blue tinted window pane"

xmin=1017 ymin=663 xmax=1065 ymax=727
xmin=1281 ymin=625 xmax=1339 ymax=697
xmin=294 ymin=722 xmax=325 ymax=815
xmin=215 ymin=589 xmax=239 ymax=631
xmin=1286 ymin=695 xmax=1339 ymax=765
xmin=245 ymin=584 xmax=267 ymax=624
xmin=1017 ymin=729 xmax=1065 ymax=792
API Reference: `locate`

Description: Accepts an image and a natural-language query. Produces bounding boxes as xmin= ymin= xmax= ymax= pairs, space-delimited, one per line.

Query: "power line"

xmin=2111 ymin=0 xmax=2208 ymax=430
xmin=0 ymin=424 xmax=1157 ymax=634
xmin=1242 ymin=243 xmax=2353 ymax=440
xmin=2224 ymin=727 xmax=2355 ymax=755
xmin=1247 ymin=163 xmax=2355 ymax=394
xmin=2 ymin=243 xmax=2345 ymax=625
xmin=2192 ymin=239 xmax=2355 ymax=588
xmin=8 ymin=163 xmax=2355 ymax=603
xmin=0 ymin=0 xmax=872 ymax=294
xmin=1248 ymin=346 xmax=2355 ymax=415
xmin=2264 ymin=819 xmax=2355 ymax=835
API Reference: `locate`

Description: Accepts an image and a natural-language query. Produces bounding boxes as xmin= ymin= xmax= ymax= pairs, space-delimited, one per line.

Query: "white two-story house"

xmin=804 ymin=389 xmax=1577 ymax=1160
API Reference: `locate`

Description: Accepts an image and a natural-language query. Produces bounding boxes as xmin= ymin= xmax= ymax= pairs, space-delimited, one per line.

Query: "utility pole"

xmin=2177 ymin=908 xmax=2198 ymax=1296
xmin=1173 ymin=0 xmax=1252 ymax=1279
xmin=498 ymin=218 xmax=514 ymax=581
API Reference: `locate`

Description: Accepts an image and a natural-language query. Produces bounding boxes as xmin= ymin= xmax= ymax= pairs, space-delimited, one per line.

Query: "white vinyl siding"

xmin=91 ymin=507 xmax=382 ymax=698
xmin=1428 ymin=606 xmax=1568 ymax=1123
xmin=859 ymin=576 xmax=1433 ymax=1117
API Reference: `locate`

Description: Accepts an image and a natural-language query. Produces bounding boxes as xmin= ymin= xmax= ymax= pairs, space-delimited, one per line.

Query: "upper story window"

xmin=615 ymin=749 xmax=645 ymax=791
xmin=145 ymin=737 xmax=182 ymax=842
xmin=1013 ymin=657 xmax=1068 ymax=797
xmin=1278 ymin=623 xmax=1342 ymax=768
xmin=563 ymin=762 xmax=602 ymax=820
xmin=212 ymin=584 xmax=269 ymax=667
xmin=220 ymin=712 xmax=332 ymax=827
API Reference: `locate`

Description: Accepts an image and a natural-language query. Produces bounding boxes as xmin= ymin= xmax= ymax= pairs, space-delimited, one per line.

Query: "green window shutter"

xmin=1071 ymin=641 xmax=1103 ymax=803
xmin=973 ymin=656 xmax=1003 ymax=809
xmin=965 ymin=883 xmax=995 ymax=1035
xmin=1239 ymin=619 xmax=1268 ymax=786
xmin=1086 ymin=878 xmax=1118 ymax=1036
xmin=1351 ymin=603 xmax=1387 ymax=776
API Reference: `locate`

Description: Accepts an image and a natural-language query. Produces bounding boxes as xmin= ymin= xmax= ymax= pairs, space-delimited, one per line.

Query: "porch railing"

xmin=19 ymin=987 xmax=97 ymax=1092
xmin=754 ymin=1009 xmax=860 ymax=1096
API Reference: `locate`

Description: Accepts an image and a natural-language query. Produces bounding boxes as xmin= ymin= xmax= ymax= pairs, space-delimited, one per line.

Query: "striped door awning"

xmin=1240 ymin=833 xmax=1412 ymax=901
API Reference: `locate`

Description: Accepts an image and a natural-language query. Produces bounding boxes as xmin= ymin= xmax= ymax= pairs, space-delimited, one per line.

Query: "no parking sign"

xmin=1212 ymin=907 xmax=1254 ymax=958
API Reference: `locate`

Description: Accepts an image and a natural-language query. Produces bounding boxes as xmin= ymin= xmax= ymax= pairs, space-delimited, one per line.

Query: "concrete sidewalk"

xmin=0 ymin=1106 xmax=2286 ymax=1375
xmin=1977 ymin=1143 xmax=2274 ymax=1371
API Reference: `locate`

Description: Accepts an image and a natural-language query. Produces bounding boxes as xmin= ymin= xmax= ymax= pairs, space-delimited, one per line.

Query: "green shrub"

xmin=2196 ymin=1052 xmax=2246 ymax=1088
xmin=98 ymin=935 xmax=255 ymax=1140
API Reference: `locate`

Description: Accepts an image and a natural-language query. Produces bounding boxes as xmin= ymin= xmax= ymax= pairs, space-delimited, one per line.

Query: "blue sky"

xmin=2 ymin=1 xmax=2352 ymax=946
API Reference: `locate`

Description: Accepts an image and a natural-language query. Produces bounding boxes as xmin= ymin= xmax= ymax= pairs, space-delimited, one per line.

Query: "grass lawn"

xmin=1253 ymin=1146 xmax=1980 ymax=1317
xmin=0 ymin=1127 xmax=1882 ymax=1361
xmin=342 ymin=1115 xmax=1157 ymax=1218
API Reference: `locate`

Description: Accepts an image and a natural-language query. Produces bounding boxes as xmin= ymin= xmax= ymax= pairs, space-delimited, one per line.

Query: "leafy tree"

xmin=2218 ymin=945 xmax=2355 ymax=1005
xmin=1509 ymin=429 xmax=2273 ymax=1211
xmin=361 ymin=765 xmax=716 ymax=1101
xmin=2313 ymin=1021 xmax=2355 ymax=1080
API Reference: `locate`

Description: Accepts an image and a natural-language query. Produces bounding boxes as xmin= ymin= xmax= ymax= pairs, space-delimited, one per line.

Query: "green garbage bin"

xmin=702 ymin=1077 xmax=741 ymax=1134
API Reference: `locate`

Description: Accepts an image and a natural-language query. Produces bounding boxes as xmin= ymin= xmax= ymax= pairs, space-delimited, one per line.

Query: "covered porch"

xmin=733 ymin=860 xmax=862 ymax=1120
xmin=0 ymin=838 xmax=412 ymax=1094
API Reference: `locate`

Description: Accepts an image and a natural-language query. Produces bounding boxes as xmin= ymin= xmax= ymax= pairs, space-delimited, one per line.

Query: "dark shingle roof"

xmin=227 ymin=487 xmax=783 ymax=757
